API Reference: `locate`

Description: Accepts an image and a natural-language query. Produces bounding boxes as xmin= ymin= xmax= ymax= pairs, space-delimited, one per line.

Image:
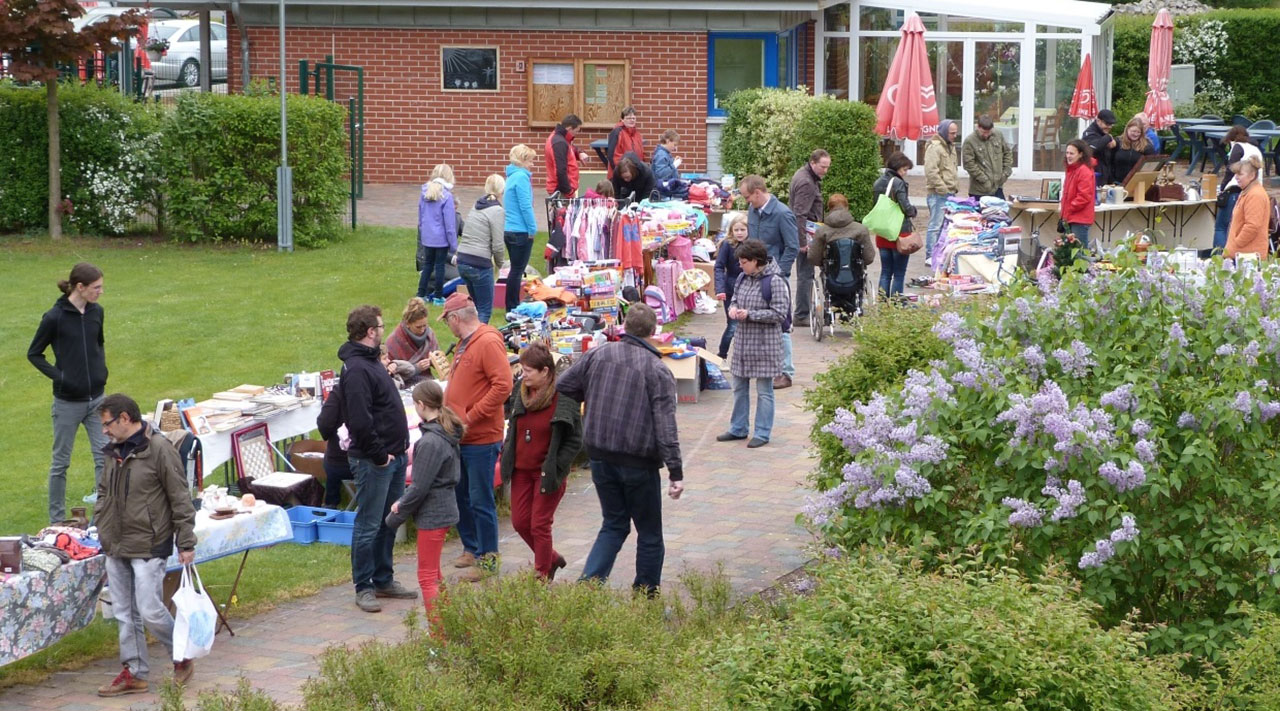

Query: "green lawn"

xmin=0 ymin=225 xmax=547 ymax=685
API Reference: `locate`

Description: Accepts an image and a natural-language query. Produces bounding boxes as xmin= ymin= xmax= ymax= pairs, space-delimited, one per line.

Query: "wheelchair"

xmin=809 ymin=237 xmax=870 ymax=342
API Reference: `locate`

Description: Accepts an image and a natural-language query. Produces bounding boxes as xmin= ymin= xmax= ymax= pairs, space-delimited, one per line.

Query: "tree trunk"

xmin=47 ymin=79 xmax=62 ymax=240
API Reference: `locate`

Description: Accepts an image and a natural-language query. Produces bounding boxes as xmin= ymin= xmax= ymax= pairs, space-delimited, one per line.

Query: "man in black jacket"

xmin=1083 ymin=109 xmax=1118 ymax=185
xmin=27 ymin=263 xmax=110 ymax=523
xmin=337 ymin=305 xmax=417 ymax=612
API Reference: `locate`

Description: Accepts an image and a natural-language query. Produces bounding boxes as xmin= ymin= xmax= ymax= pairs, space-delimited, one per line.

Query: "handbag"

xmin=863 ymin=178 xmax=906 ymax=240
xmin=896 ymin=232 xmax=924 ymax=255
xmin=172 ymin=564 xmax=217 ymax=661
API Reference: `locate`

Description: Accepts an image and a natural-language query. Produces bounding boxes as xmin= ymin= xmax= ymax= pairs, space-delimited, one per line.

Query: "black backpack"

xmin=828 ymin=239 xmax=859 ymax=293
xmin=735 ymin=271 xmax=793 ymax=333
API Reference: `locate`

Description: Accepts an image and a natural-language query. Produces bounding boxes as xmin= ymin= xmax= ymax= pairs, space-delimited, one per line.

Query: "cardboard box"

xmin=660 ymin=348 xmax=726 ymax=403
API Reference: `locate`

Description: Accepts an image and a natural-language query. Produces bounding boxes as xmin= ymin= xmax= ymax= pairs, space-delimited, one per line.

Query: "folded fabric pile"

xmin=931 ymin=196 xmax=1020 ymax=275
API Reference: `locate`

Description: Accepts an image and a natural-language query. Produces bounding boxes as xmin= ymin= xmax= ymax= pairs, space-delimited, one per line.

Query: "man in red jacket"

xmin=440 ymin=293 xmax=513 ymax=582
xmin=545 ymin=114 xmax=589 ymax=196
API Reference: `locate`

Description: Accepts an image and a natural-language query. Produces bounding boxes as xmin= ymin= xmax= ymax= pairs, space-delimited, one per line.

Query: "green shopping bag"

xmin=863 ymin=177 xmax=905 ymax=241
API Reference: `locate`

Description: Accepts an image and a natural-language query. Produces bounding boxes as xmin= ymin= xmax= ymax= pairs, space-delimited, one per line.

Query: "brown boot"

xmin=173 ymin=659 xmax=195 ymax=686
xmin=452 ymin=551 xmax=476 ymax=568
xmin=455 ymin=566 xmax=484 ymax=583
xmin=98 ymin=666 xmax=148 ymax=697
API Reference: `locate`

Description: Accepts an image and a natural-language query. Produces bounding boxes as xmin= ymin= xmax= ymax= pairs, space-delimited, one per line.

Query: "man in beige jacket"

xmin=924 ymin=120 xmax=959 ymax=267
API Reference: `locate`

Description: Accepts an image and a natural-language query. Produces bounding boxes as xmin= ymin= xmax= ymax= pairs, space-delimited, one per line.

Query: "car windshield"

xmin=152 ymin=25 xmax=183 ymax=40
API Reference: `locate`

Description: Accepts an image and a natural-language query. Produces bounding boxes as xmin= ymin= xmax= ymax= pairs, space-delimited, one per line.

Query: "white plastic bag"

xmin=172 ymin=564 xmax=217 ymax=661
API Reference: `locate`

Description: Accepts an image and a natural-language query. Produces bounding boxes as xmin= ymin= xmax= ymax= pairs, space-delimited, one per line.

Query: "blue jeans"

xmin=717 ymin=307 xmax=738 ymax=358
xmin=457 ymin=262 xmax=495 ymax=324
xmin=417 ymin=246 xmax=450 ymax=300
xmin=729 ymin=375 xmax=775 ymax=441
xmin=349 ymin=453 xmax=406 ymax=592
xmin=1210 ymin=190 xmax=1238 ymax=256
xmin=455 ymin=442 xmax=501 ymax=558
xmin=926 ymin=193 xmax=948 ymax=261
xmin=504 ymin=232 xmax=533 ymax=311
xmin=580 ymin=460 xmax=665 ymax=593
xmin=781 ymin=331 xmax=794 ymax=377
xmin=1069 ymin=223 xmax=1091 ymax=251
xmin=878 ymin=247 xmax=910 ymax=296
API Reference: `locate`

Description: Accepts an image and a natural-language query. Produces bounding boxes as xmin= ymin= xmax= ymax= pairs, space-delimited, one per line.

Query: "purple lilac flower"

xmin=822 ymin=546 xmax=843 ymax=559
xmin=791 ymin=577 xmax=816 ymax=594
xmin=1244 ymin=341 xmax=1261 ymax=366
xmin=933 ymin=311 xmax=966 ymax=342
xmin=901 ymin=369 xmax=955 ymax=419
xmin=893 ymin=465 xmax=933 ymax=499
xmin=1216 ymin=344 xmax=1237 ymax=357
xmin=1225 ymin=306 xmax=1241 ymax=323
xmin=1100 ymin=384 xmax=1137 ymax=413
xmin=1177 ymin=411 xmax=1198 ymax=429
xmin=1079 ymin=538 xmax=1117 ymax=569
xmin=1099 ymin=460 xmax=1146 ymax=493
xmin=1002 ymin=497 xmax=1045 ymax=528
xmin=1168 ymin=322 xmax=1188 ymax=348
xmin=1261 ymin=401 xmax=1280 ymax=422
xmin=1014 ymin=297 xmax=1033 ymax=319
xmin=1022 ymin=345 xmax=1047 ymax=372
xmin=954 ymin=371 xmax=980 ymax=389
xmin=1131 ymin=419 xmax=1151 ymax=438
xmin=1261 ymin=317 xmax=1280 ymax=350
xmin=1234 ymin=391 xmax=1254 ymax=418
xmin=1043 ymin=478 xmax=1085 ymax=521
xmin=1052 ymin=340 xmax=1096 ymax=378
xmin=1110 ymin=514 xmax=1139 ymax=542
xmin=1134 ymin=439 xmax=1156 ymax=463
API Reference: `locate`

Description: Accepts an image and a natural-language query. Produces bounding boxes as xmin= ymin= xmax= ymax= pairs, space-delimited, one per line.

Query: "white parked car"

xmin=149 ymin=19 xmax=226 ymax=87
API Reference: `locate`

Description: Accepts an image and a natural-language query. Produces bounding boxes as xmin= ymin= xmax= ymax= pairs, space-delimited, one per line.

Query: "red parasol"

xmin=874 ymin=12 xmax=939 ymax=141
xmin=1143 ymin=9 xmax=1175 ymax=130
xmin=1069 ymin=54 xmax=1097 ymax=120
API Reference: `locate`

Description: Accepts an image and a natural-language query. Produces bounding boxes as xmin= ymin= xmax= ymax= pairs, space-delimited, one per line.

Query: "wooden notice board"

xmin=527 ymin=58 xmax=631 ymax=129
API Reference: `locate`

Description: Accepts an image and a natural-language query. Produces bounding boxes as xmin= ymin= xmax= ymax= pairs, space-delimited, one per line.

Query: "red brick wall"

xmin=227 ymin=21 xmax=708 ymax=184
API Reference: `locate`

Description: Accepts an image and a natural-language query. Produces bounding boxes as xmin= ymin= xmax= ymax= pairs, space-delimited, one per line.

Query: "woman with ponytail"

xmin=500 ymin=342 xmax=583 ymax=581
xmin=386 ymin=380 xmax=465 ymax=618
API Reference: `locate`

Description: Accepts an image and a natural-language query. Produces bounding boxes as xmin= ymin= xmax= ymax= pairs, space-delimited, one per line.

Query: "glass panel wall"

xmin=824 ymin=3 xmax=851 ymax=32
xmin=915 ymin=13 xmax=1024 ymax=33
xmin=974 ymin=41 xmax=1021 ymax=168
xmin=858 ymin=36 xmax=893 ymax=106
xmin=913 ymin=41 xmax=963 ymax=166
xmin=1034 ymin=37 xmax=1082 ymax=171
xmin=825 ymin=37 xmax=850 ymax=99
xmin=859 ymin=5 xmax=896 ymax=31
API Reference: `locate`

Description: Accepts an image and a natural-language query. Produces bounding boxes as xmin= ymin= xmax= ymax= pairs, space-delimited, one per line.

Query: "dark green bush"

xmin=715 ymin=549 xmax=1195 ymax=711
xmin=162 ymin=91 xmax=348 ymax=247
xmin=790 ymin=98 xmax=881 ymax=221
xmin=804 ymin=300 xmax=949 ymax=489
xmin=0 ymin=81 xmax=163 ymax=235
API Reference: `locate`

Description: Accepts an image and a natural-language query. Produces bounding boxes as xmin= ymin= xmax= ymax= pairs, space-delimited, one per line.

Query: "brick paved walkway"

xmin=0 ymin=285 xmax=855 ymax=710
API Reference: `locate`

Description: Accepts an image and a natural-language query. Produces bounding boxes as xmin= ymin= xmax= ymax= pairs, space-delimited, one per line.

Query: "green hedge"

xmin=162 ymin=91 xmax=348 ymax=247
xmin=0 ymin=82 xmax=163 ymax=235
xmin=1113 ymin=10 xmax=1280 ymax=122
xmin=720 ymin=88 xmax=881 ymax=219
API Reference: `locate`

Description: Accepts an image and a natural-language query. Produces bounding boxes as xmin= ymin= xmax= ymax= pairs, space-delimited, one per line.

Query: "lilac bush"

xmin=805 ymin=259 xmax=1280 ymax=661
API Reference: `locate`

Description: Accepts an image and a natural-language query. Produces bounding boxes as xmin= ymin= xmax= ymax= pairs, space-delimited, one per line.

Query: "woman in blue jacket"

xmin=503 ymin=144 xmax=539 ymax=311
xmin=417 ymin=164 xmax=457 ymax=304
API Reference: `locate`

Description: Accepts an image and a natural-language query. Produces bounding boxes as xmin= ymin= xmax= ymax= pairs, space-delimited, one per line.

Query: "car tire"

xmin=180 ymin=59 xmax=199 ymax=88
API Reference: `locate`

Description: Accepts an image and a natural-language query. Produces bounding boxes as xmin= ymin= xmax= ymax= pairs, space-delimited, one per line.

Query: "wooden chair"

xmin=1033 ymin=113 xmax=1062 ymax=168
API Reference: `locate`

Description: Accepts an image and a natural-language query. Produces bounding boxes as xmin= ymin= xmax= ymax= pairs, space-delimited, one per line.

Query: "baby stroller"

xmin=810 ymin=236 xmax=869 ymax=342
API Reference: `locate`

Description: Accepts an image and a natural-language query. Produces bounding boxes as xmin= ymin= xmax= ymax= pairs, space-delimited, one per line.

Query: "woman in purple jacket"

xmin=417 ymin=164 xmax=457 ymax=305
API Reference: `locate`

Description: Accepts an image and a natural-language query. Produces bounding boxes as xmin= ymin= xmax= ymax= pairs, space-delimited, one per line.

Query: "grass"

xmin=0 ymin=225 xmax=547 ymax=685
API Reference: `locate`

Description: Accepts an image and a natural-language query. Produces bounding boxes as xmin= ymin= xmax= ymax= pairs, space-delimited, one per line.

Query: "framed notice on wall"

xmin=527 ymin=58 xmax=631 ymax=129
xmin=442 ymin=47 xmax=499 ymax=92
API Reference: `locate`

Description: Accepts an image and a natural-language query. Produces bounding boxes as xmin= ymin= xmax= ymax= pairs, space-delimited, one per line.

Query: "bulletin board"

xmin=528 ymin=59 xmax=577 ymax=128
xmin=527 ymin=58 xmax=631 ymax=129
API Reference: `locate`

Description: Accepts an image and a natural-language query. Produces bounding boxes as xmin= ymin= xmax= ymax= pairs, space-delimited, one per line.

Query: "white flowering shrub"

xmin=806 ymin=256 xmax=1280 ymax=662
xmin=1174 ymin=19 xmax=1229 ymax=78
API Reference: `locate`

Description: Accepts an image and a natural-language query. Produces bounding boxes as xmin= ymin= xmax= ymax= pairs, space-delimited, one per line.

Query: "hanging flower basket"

xmin=144 ymin=38 xmax=169 ymax=62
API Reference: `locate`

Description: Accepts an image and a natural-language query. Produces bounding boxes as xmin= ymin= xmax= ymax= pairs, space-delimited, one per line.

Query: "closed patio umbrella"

xmin=1069 ymin=53 xmax=1097 ymax=121
xmin=873 ymin=12 xmax=939 ymax=141
xmin=1143 ymin=9 xmax=1175 ymax=130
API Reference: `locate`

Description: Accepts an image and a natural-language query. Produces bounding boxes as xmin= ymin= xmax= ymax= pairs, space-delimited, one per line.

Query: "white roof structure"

xmin=821 ymin=0 xmax=1115 ymax=33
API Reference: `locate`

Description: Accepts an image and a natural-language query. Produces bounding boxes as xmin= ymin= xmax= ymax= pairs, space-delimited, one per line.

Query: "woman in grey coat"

xmin=386 ymin=380 xmax=463 ymax=618
xmin=718 ymin=239 xmax=790 ymax=448
xmin=456 ymin=173 xmax=507 ymax=324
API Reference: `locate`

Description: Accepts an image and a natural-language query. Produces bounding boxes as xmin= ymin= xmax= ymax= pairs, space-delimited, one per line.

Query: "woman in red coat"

xmin=1060 ymin=139 xmax=1097 ymax=249
xmin=606 ymin=106 xmax=645 ymax=179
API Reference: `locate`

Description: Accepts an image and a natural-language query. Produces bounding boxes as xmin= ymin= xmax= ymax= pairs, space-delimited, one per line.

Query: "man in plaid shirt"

xmin=557 ymin=303 xmax=684 ymax=595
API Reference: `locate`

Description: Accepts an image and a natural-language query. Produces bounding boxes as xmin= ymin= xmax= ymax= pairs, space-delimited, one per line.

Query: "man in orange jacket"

xmin=440 ymin=293 xmax=513 ymax=581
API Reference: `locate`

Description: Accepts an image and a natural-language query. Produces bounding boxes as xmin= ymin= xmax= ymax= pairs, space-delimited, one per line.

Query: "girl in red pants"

xmin=500 ymin=342 xmax=583 ymax=580
xmin=386 ymin=380 xmax=464 ymax=620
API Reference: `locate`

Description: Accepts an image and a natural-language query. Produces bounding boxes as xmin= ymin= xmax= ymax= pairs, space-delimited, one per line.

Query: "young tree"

xmin=0 ymin=0 xmax=143 ymax=238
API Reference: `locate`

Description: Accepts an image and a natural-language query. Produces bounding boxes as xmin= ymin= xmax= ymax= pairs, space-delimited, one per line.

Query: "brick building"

xmin=140 ymin=0 xmax=817 ymax=184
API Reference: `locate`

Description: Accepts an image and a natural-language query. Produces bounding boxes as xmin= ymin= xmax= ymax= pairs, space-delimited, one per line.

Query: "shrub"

xmin=715 ymin=548 xmax=1193 ymax=711
xmin=162 ymin=91 xmax=348 ymax=247
xmin=790 ymin=98 xmax=880 ymax=220
xmin=804 ymin=300 xmax=949 ymax=489
xmin=806 ymin=258 xmax=1280 ymax=663
xmin=1206 ymin=607 xmax=1280 ymax=711
xmin=0 ymin=81 xmax=163 ymax=235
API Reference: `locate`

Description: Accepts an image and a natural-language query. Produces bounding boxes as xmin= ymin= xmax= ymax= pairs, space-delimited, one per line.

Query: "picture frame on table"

xmin=1040 ymin=178 xmax=1063 ymax=201
xmin=1122 ymin=154 xmax=1171 ymax=196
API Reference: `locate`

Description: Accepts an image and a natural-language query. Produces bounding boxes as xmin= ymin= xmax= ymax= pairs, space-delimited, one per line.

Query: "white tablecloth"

xmin=164 ymin=503 xmax=294 ymax=572
xmin=198 ymin=401 xmax=324 ymax=472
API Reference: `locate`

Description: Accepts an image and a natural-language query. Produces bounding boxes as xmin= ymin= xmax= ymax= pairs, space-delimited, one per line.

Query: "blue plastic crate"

xmin=316 ymin=510 xmax=359 ymax=545
xmin=287 ymin=507 xmax=337 ymax=545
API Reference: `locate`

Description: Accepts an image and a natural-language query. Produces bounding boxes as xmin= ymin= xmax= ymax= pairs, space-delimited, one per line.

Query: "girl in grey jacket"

xmin=386 ymin=380 xmax=465 ymax=617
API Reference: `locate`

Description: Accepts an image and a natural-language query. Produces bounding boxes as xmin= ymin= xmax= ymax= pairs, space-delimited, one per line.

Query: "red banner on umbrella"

xmin=1069 ymin=54 xmax=1097 ymax=121
xmin=1143 ymin=9 xmax=1175 ymax=130
xmin=874 ymin=13 xmax=940 ymax=141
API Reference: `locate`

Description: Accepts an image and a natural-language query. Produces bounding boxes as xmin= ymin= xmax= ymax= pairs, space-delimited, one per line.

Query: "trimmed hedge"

xmin=720 ymin=88 xmax=881 ymax=219
xmin=1113 ymin=10 xmax=1280 ymax=123
xmin=162 ymin=91 xmax=348 ymax=247
xmin=0 ymin=82 xmax=163 ymax=235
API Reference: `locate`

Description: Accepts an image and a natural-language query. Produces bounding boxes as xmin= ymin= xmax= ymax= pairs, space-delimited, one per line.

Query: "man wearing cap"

xmin=440 ymin=293 xmax=513 ymax=582
xmin=1084 ymin=109 xmax=1118 ymax=185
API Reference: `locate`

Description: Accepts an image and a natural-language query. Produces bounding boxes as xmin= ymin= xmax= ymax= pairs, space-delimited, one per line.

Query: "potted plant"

xmin=145 ymin=37 xmax=169 ymax=63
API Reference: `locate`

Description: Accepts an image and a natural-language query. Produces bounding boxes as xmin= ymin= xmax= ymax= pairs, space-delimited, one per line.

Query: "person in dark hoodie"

xmin=338 ymin=305 xmax=416 ymax=613
xmin=385 ymin=379 xmax=463 ymax=622
xmin=1083 ymin=109 xmax=1118 ymax=185
xmin=28 ymin=262 xmax=110 ymax=524
xmin=456 ymin=173 xmax=507 ymax=324
xmin=610 ymin=152 xmax=657 ymax=202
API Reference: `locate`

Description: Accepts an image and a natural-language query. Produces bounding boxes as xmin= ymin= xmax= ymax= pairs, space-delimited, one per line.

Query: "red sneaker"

xmin=98 ymin=666 xmax=148 ymax=697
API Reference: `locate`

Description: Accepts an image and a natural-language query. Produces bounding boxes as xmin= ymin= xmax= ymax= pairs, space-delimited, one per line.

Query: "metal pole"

xmin=276 ymin=0 xmax=293 ymax=251
xmin=349 ymin=97 xmax=357 ymax=230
